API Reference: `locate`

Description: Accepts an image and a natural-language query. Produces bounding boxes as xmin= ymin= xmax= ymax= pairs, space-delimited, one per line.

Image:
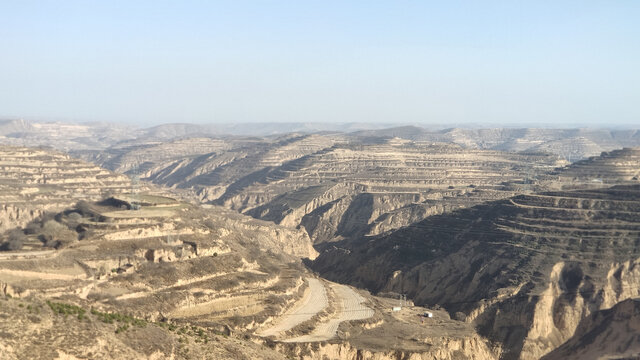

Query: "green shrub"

xmin=47 ymin=301 xmax=86 ymax=320
xmin=90 ymin=308 xmax=147 ymax=327
xmin=115 ymin=324 xmax=129 ymax=334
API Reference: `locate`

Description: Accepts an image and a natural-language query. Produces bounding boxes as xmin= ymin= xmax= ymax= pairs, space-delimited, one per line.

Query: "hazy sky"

xmin=1 ymin=1 xmax=638 ymax=126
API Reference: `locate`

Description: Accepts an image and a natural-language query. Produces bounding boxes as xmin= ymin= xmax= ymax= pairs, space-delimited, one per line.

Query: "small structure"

xmin=423 ymin=311 xmax=433 ymax=318
xmin=392 ymin=306 xmax=402 ymax=312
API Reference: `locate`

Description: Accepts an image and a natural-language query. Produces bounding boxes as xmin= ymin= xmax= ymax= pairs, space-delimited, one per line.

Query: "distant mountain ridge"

xmin=4 ymin=118 xmax=640 ymax=161
xmin=350 ymin=126 xmax=640 ymax=161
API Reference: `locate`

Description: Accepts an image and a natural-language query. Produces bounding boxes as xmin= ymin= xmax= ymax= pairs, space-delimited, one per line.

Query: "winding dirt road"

xmin=258 ymin=277 xmax=328 ymax=337
xmin=283 ymin=282 xmax=373 ymax=343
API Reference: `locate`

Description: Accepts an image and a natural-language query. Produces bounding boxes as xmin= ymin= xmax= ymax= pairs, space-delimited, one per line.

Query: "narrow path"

xmin=258 ymin=278 xmax=327 ymax=337
xmin=0 ymin=249 xmax=57 ymax=260
xmin=283 ymin=283 xmax=373 ymax=343
xmin=116 ymin=269 xmax=272 ymax=301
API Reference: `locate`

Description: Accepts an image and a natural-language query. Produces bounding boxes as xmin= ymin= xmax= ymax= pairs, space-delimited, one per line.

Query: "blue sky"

xmin=0 ymin=1 xmax=638 ymax=126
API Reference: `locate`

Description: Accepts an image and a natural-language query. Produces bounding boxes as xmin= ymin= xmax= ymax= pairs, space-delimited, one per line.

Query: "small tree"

xmin=40 ymin=220 xmax=77 ymax=249
xmin=75 ymin=201 xmax=94 ymax=217
xmin=1 ymin=229 xmax=26 ymax=251
xmin=24 ymin=221 xmax=41 ymax=235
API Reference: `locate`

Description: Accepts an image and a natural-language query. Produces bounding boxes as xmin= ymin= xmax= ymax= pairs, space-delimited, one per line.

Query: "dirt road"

xmin=283 ymin=282 xmax=373 ymax=343
xmin=0 ymin=249 xmax=57 ymax=260
xmin=258 ymin=277 xmax=328 ymax=337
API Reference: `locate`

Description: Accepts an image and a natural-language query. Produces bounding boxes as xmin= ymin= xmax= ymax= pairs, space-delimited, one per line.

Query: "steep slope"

xmin=0 ymin=146 xmax=494 ymax=359
xmin=542 ymin=298 xmax=640 ymax=360
xmin=141 ymin=134 xmax=338 ymax=191
xmin=207 ymin=141 xmax=562 ymax=243
xmin=311 ymin=184 xmax=640 ymax=359
xmin=118 ymin=136 xmax=564 ymax=244
xmin=0 ymin=118 xmax=33 ymax=134
xmin=74 ymin=137 xmax=249 ymax=174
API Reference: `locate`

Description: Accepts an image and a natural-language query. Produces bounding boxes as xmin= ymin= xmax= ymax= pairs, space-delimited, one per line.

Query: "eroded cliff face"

xmin=542 ymin=298 xmax=640 ymax=360
xmin=520 ymin=261 xmax=633 ymax=358
xmin=0 ymin=204 xmax=49 ymax=233
xmin=135 ymin=139 xmax=563 ymax=244
xmin=486 ymin=259 xmax=640 ymax=360
xmin=312 ymin=183 xmax=640 ymax=359
xmin=274 ymin=335 xmax=498 ymax=360
xmin=205 ymin=205 xmax=318 ymax=260
xmin=378 ymin=248 xmax=640 ymax=360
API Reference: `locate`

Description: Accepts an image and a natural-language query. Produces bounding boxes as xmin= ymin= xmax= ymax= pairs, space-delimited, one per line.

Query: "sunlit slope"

xmin=0 ymin=146 xmax=132 ymax=231
xmin=136 ymin=138 xmax=564 ymax=243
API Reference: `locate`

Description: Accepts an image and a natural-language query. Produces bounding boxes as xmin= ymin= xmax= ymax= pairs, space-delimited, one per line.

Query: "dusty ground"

xmin=0 ymin=296 xmax=289 ymax=360
xmin=283 ymin=282 xmax=373 ymax=343
xmin=258 ymin=278 xmax=328 ymax=337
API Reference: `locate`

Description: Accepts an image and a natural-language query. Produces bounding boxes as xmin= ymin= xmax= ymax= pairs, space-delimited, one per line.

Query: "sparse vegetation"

xmin=90 ymin=308 xmax=147 ymax=328
xmin=46 ymin=301 xmax=152 ymax=332
xmin=39 ymin=220 xmax=77 ymax=248
xmin=0 ymin=229 xmax=26 ymax=251
xmin=115 ymin=324 xmax=129 ymax=333
xmin=46 ymin=301 xmax=86 ymax=320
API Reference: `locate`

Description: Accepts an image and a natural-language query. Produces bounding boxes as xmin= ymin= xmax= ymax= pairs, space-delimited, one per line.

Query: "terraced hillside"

xmin=352 ymin=127 xmax=640 ymax=161
xmin=0 ymin=146 xmax=133 ymax=232
xmin=0 ymin=146 xmax=496 ymax=359
xmin=75 ymin=137 xmax=253 ymax=175
xmin=135 ymin=138 xmax=563 ymax=243
xmin=311 ymin=183 xmax=640 ymax=359
xmin=5 ymin=118 xmax=640 ymax=160
xmin=0 ymin=195 xmax=317 ymax=359
xmin=553 ymin=147 xmax=640 ymax=186
xmin=142 ymin=134 xmax=338 ymax=191
xmin=0 ymin=119 xmax=138 ymax=151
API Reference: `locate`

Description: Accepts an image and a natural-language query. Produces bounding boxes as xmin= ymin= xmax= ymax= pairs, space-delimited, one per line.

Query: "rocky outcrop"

xmin=541 ymin=298 xmax=640 ymax=360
